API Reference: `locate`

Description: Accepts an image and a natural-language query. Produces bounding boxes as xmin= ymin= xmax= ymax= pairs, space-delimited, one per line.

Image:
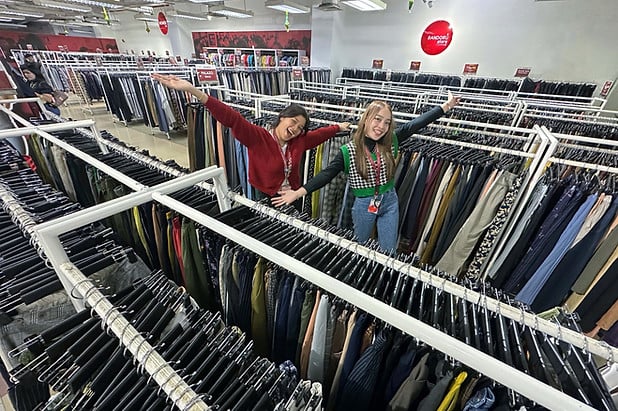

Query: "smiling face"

xmin=274 ymin=114 xmax=307 ymax=144
xmin=362 ymin=104 xmax=393 ymax=141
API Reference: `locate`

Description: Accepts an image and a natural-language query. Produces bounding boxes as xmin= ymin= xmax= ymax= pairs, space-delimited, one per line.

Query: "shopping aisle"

xmin=61 ymin=101 xmax=190 ymax=168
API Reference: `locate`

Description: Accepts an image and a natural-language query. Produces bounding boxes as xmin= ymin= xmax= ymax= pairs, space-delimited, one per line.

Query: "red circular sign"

xmin=158 ymin=12 xmax=168 ymax=35
xmin=421 ymin=20 xmax=453 ymax=55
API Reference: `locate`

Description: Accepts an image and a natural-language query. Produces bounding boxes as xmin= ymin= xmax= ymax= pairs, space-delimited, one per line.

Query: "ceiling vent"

xmin=317 ymin=0 xmax=341 ymax=11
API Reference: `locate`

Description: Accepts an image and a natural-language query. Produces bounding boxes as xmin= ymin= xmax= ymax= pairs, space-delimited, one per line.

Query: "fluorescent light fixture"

xmin=187 ymin=0 xmax=222 ymax=2
xmin=341 ymin=0 xmax=386 ymax=11
xmin=62 ymin=0 xmax=123 ymax=9
xmin=34 ymin=0 xmax=92 ymax=13
xmin=171 ymin=11 xmax=211 ymax=21
xmin=208 ymin=4 xmax=253 ymax=18
xmin=0 ymin=21 xmax=26 ymax=27
xmin=134 ymin=13 xmax=157 ymax=21
xmin=0 ymin=10 xmax=44 ymax=17
xmin=265 ymin=0 xmax=310 ymax=13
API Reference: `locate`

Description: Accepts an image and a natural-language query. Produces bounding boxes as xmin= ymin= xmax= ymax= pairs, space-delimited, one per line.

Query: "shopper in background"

xmin=272 ymin=92 xmax=461 ymax=252
xmin=23 ymin=53 xmax=42 ymax=72
xmin=20 ymin=66 xmax=60 ymax=116
xmin=152 ymin=73 xmax=350 ymax=199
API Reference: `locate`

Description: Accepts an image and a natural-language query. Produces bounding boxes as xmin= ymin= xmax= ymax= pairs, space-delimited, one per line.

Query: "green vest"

xmin=341 ymin=133 xmax=399 ymax=197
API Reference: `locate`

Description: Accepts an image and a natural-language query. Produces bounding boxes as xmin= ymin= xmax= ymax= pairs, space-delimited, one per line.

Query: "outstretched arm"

xmin=396 ymin=91 xmax=461 ymax=142
xmin=272 ymin=151 xmax=345 ymax=206
xmin=151 ymin=73 xmax=208 ymax=104
xmin=152 ymin=73 xmax=262 ymax=147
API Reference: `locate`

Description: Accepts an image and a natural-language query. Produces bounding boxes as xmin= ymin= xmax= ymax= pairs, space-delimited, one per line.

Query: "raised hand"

xmin=151 ymin=73 xmax=195 ymax=92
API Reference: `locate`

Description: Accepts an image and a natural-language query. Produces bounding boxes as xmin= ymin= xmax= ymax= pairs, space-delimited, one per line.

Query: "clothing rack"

xmin=33 ymin=101 xmax=618 ymax=406
xmin=517 ymin=100 xmax=618 ymax=130
xmin=0 ymin=99 xmax=238 ymax=410
xmin=0 ymin=181 xmax=212 ymax=411
xmin=13 ymin=128 xmax=595 ymax=409
xmin=338 ymin=70 xmax=605 ymax=106
xmin=101 ymin=67 xmax=193 ymax=136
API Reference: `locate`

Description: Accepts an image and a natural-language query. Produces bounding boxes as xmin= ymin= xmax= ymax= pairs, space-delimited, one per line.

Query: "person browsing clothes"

xmin=272 ymin=92 xmax=461 ymax=252
xmin=151 ymin=73 xmax=350 ymax=198
xmin=20 ymin=66 xmax=60 ymax=116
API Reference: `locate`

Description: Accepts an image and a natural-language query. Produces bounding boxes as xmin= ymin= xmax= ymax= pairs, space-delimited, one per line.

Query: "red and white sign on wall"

xmin=514 ymin=67 xmax=531 ymax=77
xmin=421 ymin=20 xmax=453 ymax=56
xmin=463 ymin=63 xmax=479 ymax=75
xmin=196 ymin=65 xmax=218 ymax=84
xmin=600 ymin=80 xmax=614 ymax=97
xmin=158 ymin=12 xmax=168 ymax=35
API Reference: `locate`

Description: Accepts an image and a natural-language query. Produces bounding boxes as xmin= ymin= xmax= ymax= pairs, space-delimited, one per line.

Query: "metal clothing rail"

xmin=0 ymin=107 xmax=145 ymax=192
xmin=518 ymin=101 xmax=618 ymax=128
xmin=39 ymin=110 xmax=232 ymax=207
xmin=0 ymin=174 xmax=224 ymax=411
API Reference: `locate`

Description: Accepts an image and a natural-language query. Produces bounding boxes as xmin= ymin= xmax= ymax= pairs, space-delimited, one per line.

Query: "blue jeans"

xmin=351 ymin=188 xmax=399 ymax=252
xmin=44 ymin=103 xmax=60 ymax=116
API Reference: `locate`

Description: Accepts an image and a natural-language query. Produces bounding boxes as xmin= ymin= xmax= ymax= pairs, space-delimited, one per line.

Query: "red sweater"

xmin=204 ymin=97 xmax=340 ymax=196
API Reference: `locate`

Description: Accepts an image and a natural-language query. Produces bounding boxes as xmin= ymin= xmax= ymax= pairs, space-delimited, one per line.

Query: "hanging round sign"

xmin=421 ymin=20 xmax=453 ymax=55
xmin=158 ymin=12 xmax=168 ymax=35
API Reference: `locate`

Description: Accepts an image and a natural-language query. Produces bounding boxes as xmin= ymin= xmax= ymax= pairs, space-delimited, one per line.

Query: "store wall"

xmin=96 ymin=0 xmax=311 ymax=59
xmin=327 ymin=0 xmax=618 ymax=87
xmin=96 ymin=0 xmax=618 ymax=88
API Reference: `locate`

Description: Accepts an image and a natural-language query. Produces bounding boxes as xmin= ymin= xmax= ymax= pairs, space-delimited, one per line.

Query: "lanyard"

xmin=364 ymin=146 xmax=381 ymax=196
xmin=271 ymin=131 xmax=292 ymax=186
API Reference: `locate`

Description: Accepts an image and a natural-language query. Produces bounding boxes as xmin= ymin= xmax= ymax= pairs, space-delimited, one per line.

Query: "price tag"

xmin=463 ymin=63 xmax=479 ymax=75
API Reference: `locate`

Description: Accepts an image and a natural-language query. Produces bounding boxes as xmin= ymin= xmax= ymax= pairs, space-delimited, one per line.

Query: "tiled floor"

xmin=62 ymin=100 xmax=190 ymax=168
xmin=0 ymin=100 xmax=191 ymax=411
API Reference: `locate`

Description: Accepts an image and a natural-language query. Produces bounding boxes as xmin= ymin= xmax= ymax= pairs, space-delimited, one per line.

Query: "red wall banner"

xmin=192 ymin=30 xmax=311 ymax=57
xmin=0 ymin=30 xmax=118 ymax=56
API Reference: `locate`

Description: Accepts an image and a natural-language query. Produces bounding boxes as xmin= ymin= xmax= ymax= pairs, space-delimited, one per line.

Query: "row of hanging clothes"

xmin=21 ymin=124 xmax=228 ymax=308
xmin=517 ymin=113 xmax=618 ymax=141
xmin=40 ymin=65 xmax=70 ymax=93
xmin=484 ymin=160 xmax=618 ymax=347
xmin=138 ymin=76 xmax=190 ymax=133
xmin=340 ymin=68 xmax=463 ymax=88
xmin=0 ymin=139 xmax=152 ymax=410
xmin=463 ymin=77 xmax=521 ymax=93
xmin=519 ymin=77 xmax=597 ymax=98
xmin=70 ymin=68 xmax=105 ymax=101
xmin=393 ymin=134 xmax=525 ymax=277
xmin=8 ymin=271 xmax=318 ymax=411
xmin=1 ymin=123 xmax=326 ymax=410
xmin=100 ymin=72 xmax=190 ymax=132
xmin=217 ymin=68 xmax=332 ymax=96
xmin=193 ymin=202 xmax=617 ymax=411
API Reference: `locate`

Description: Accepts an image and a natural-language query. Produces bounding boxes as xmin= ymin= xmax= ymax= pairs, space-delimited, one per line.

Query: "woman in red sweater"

xmin=152 ymin=74 xmax=350 ymax=198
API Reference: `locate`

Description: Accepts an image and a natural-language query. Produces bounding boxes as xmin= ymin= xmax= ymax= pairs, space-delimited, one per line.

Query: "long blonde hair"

xmin=353 ymin=100 xmax=396 ymax=180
